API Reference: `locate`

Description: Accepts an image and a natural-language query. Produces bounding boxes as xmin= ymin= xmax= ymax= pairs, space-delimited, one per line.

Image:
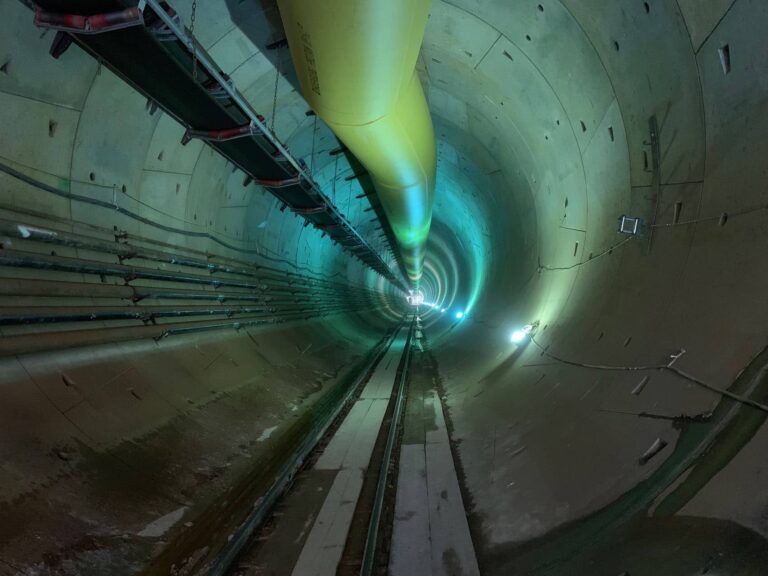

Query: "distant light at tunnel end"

xmin=455 ymin=311 xmax=464 ymax=319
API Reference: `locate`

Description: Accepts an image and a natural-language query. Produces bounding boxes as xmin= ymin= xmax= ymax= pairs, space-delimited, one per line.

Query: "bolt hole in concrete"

xmin=719 ymin=212 xmax=729 ymax=226
xmin=644 ymin=1 xmax=650 ymax=14
xmin=609 ymin=126 xmax=615 ymax=141
xmin=580 ymin=120 xmax=587 ymax=132
xmin=719 ymin=44 xmax=731 ymax=75
xmin=537 ymin=4 xmax=544 ymax=11
xmin=613 ymin=40 xmax=620 ymax=51
xmin=624 ymin=336 xmax=632 ymax=347
xmin=48 ymin=120 xmax=57 ymax=137
xmin=526 ymin=34 xmax=532 ymax=41
xmin=673 ymin=201 xmax=683 ymax=224
xmin=122 ymin=185 xmax=127 ymax=194
xmin=89 ymin=172 xmax=95 ymax=181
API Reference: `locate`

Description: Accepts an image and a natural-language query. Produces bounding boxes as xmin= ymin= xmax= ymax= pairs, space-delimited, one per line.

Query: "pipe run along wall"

xmin=277 ymin=0 xmax=437 ymax=286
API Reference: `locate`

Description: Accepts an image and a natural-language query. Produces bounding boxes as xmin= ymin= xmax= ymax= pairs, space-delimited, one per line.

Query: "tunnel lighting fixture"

xmin=441 ymin=308 xmax=446 ymax=313
xmin=455 ymin=311 xmax=465 ymax=319
xmin=618 ymin=215 xmax=641 ymax=235
xmin=510 ymin=322 xmax=538 ymax=344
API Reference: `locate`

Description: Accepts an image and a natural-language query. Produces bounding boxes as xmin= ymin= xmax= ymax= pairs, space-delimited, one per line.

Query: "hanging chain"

xmin=270 ymin=46 xmax=281 ymax=133
xmin=310 ymin=115 xmax=317 ymax=174
xmin=346 ymin=176 xmax=353 ymax=216
xmin=332 ymin=153 xmax=339 ymax=199
xmin=190 ymin=0 xmax=198 ymax=81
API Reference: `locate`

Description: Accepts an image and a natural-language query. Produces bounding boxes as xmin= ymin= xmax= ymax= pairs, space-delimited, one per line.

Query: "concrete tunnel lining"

xmin=1 ymin=0 xmax=768 ymax=574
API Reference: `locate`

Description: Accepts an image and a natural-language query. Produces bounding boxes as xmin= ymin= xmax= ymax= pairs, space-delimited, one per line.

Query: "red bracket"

xmin=252 ymin=176 xmax=302 ymax=189
xmin=293 ymin=206 xmax=326 ymax=215
xmin=145 ymin=2 xmax=179 ymax=42
xmin=181 ymin=122 xmax=262 ymax=145
xmin=34 ymin=6 xmax=145 ymax=35
xmin=203 ymin=76 xmax=232 ymax=100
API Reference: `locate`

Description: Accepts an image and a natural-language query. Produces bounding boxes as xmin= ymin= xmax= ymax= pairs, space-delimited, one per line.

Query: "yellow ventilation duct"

xmin=277 ymin=0 xmax=436 ymax=286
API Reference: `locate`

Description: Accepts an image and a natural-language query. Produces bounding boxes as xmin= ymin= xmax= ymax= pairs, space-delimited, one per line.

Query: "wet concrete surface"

xmin=0 ymin=320 xmax=391 ymax=576
xmin=232 ymin=469 xmax=338 ymax=576
xmin=230 ymin=327 xmax=408 ymax=576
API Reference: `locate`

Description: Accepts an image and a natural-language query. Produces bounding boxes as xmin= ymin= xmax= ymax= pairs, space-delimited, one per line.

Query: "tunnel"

xmin=1 ymin=0 xmax=768 ymax=574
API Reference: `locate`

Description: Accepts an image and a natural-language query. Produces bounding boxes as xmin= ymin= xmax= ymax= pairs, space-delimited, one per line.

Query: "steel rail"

xmin=207 ymin=323 xmax=405 ymax=576
xmin=360 ymin=316 xmax=415 ymax=575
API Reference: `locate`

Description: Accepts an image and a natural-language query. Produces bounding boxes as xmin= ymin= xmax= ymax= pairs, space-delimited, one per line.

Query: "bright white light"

xmin=510 ymin=330 xmax=526 ymax=343
xmin=455 ymin=311 xmax=464 ymax=319
xmin=406 ymin=290 xmax=424 ymax=306
xmin=441 ymin=308 xmax=446 ymax=313
xmin=510 ymin=324 xmax=535 ymax=344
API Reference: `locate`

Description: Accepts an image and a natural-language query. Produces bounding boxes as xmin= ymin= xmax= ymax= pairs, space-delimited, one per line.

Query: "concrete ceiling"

xmin=1 ymin=0 xmax=767 ymax=573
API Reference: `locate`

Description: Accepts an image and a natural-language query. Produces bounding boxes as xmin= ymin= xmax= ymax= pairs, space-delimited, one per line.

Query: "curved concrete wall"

xmin=1 ymin=0 xmax=767 ymax=574
xmin=418 ymin=0 xmax=768 ymax=572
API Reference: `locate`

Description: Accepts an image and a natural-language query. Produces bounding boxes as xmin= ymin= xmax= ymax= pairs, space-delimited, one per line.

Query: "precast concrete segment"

xmin=391 ymin=389 xmax=479 ymax=576
xmin=291 ymin=326 xmax=408 ymax=576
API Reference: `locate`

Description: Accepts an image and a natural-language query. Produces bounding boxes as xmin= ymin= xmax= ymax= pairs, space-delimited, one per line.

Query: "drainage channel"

xmin=222 ymin=316 xmax=415 ymax=576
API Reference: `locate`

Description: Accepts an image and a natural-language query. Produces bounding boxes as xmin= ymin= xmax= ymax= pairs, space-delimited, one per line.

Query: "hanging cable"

xmin=310 ymin=115 xmax=317 ymax=174
xmin=270 ymin=45 xmax=281 ymax=133
xmin=649 ymin=202 xmax=768 ymax=229
xmin=332 ymin=152 xmax=339 ymax=200
xmin=189 ymin=0 xmax=198 ymax=81
xmin=530 ymin=336 xmax=768 ymax=413
xmin=539 ymin=235 xmax=635 ymax=272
